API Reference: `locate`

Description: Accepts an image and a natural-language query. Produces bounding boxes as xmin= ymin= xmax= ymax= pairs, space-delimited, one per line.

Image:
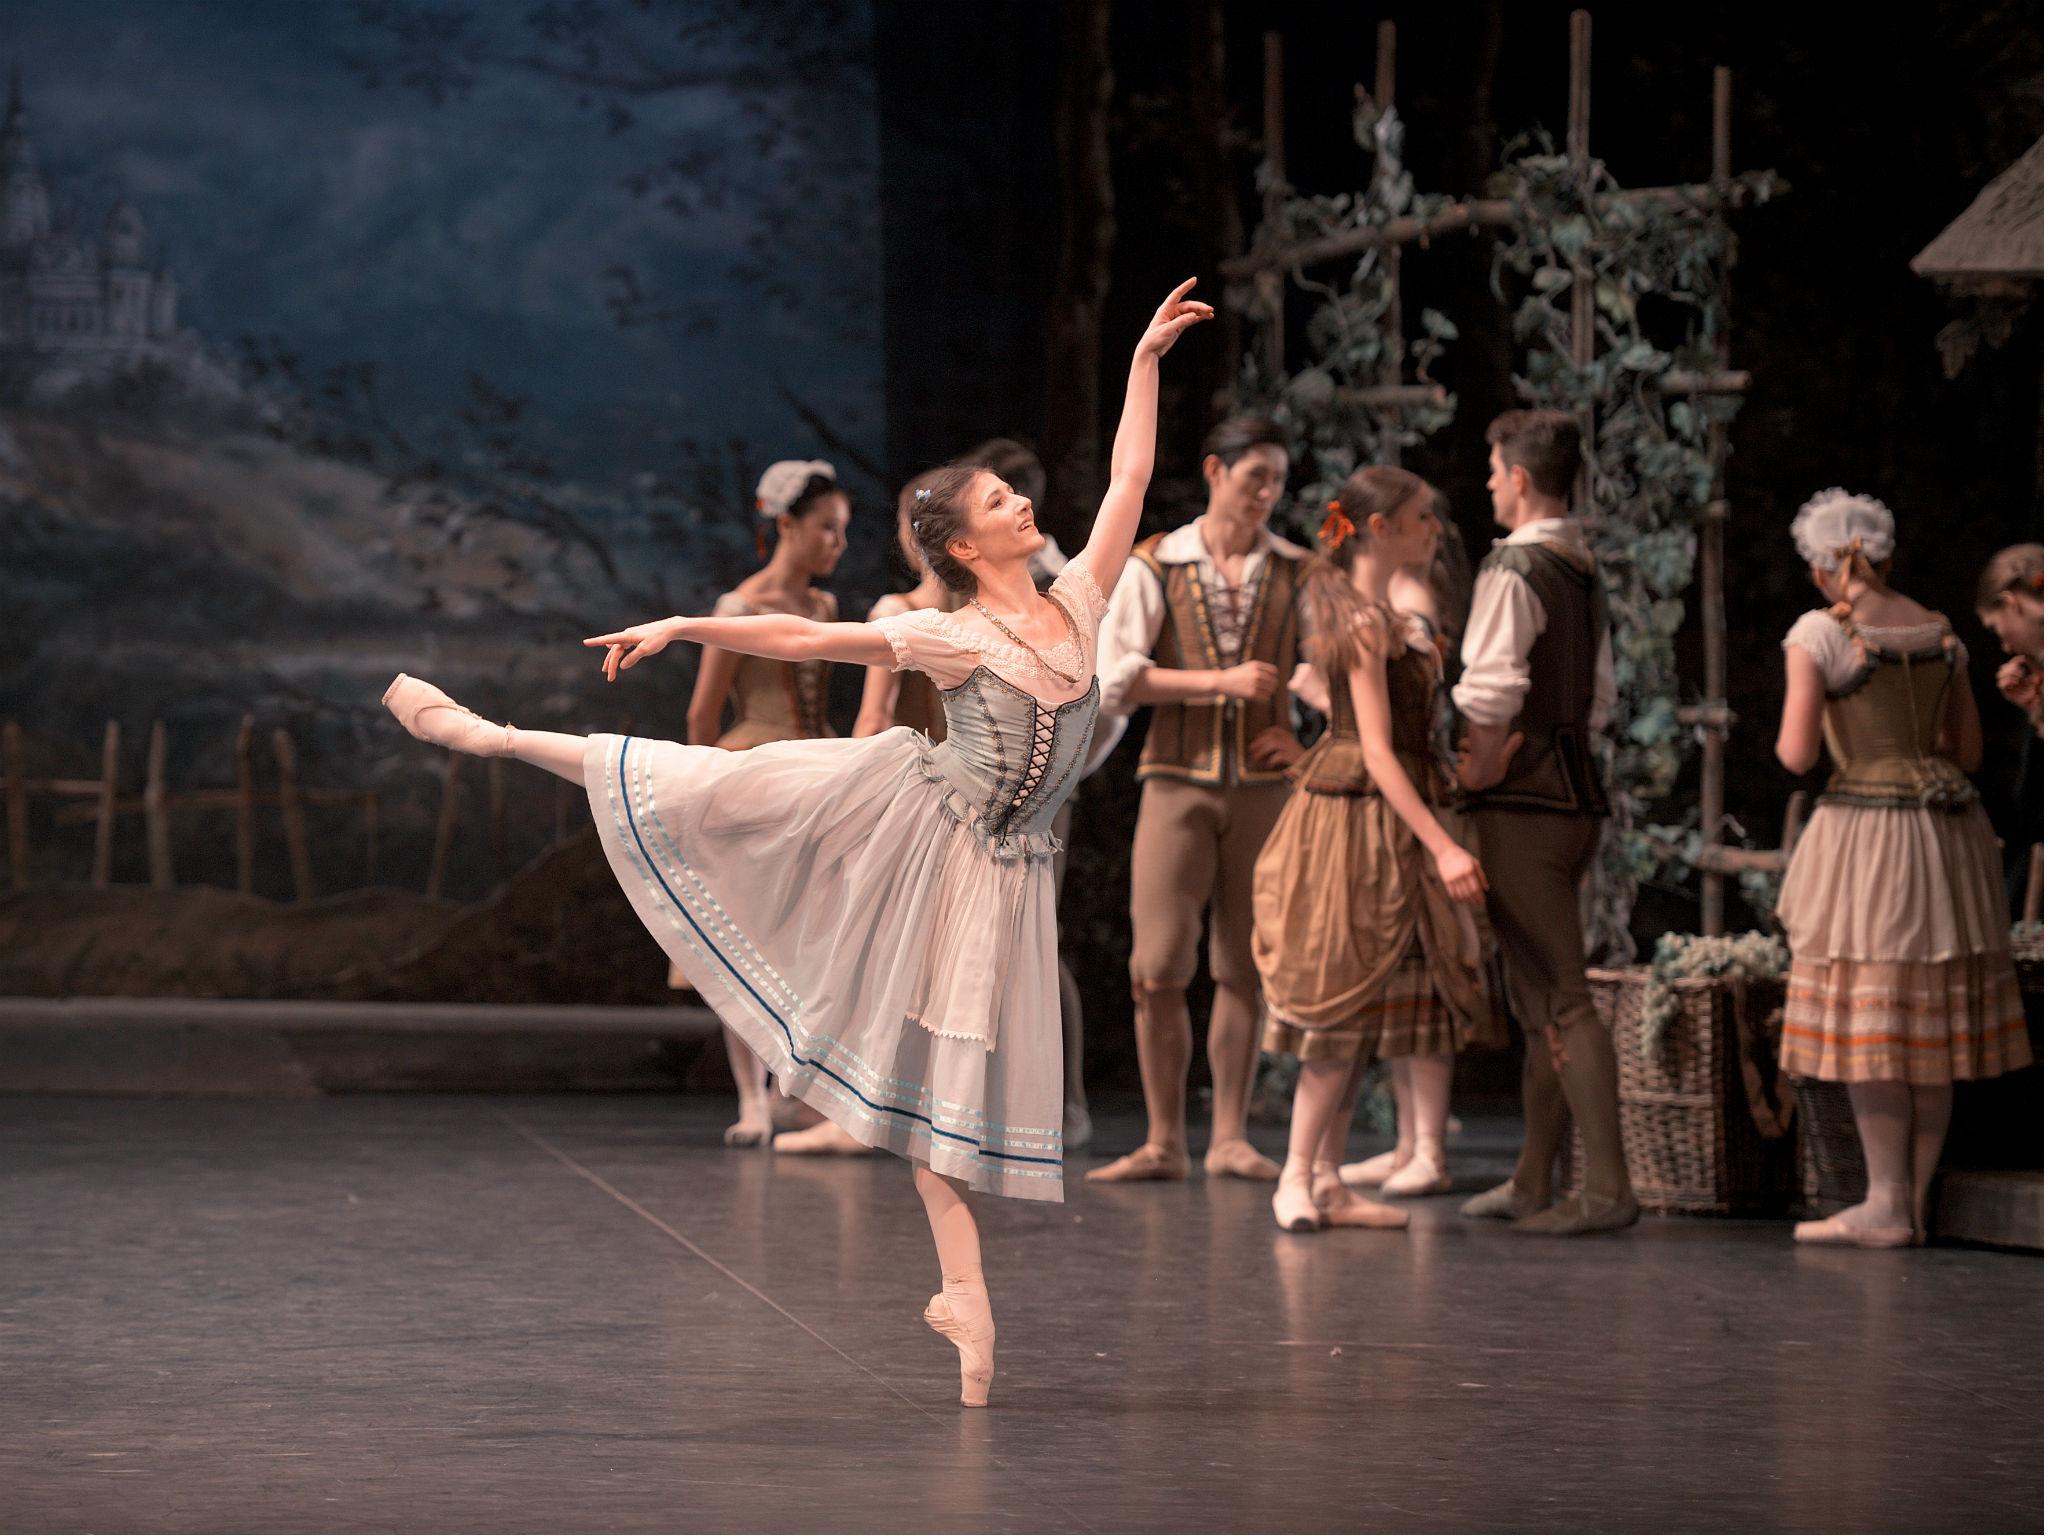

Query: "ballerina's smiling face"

xmin=948 ymin=470 xmax=1046 ymax=571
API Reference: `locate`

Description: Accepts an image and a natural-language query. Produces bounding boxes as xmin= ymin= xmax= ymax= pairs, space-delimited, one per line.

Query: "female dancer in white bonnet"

xmin=383 ymin=280 xmax=1213 ymax=1404
xmin=677 ymin=457 xmax=850 ymax=1146
xmin=1773 ymin=487 xmax=2030 ymax=1248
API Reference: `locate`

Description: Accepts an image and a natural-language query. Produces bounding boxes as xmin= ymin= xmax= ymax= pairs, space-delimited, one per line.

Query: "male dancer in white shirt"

xmin=1454 ymin=409 xmax=1639 ymax=1234
xmin=1086 ymin=415 xmax=1310 ymax=1182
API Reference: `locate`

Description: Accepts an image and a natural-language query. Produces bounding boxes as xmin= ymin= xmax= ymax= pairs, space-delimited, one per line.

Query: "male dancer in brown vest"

xmin=1454 ymin=409 xmax=1639 ymax=1234
xmin=1088 ymin=415 xmax=1309 ymax=1182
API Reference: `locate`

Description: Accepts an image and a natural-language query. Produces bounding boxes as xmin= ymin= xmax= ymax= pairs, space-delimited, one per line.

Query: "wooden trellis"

xmin=1225 ymin=9 xmax=1769 ymax=935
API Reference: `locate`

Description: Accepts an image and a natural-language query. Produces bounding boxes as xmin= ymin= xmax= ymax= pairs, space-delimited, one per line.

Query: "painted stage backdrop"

xmin=0 ymin=1 xmax=888 ymax=958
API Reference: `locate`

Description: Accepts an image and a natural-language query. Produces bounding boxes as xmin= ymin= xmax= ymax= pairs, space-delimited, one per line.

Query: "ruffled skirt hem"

xmin=1780 ymin=952 xmax=2032 ymax=1084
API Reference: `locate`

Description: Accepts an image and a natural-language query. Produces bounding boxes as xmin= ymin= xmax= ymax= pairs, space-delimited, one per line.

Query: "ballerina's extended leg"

xmin=384 ymin=674 xmax=588 ymax=785
xmin=914 ymin=1165 xmax=995 ymax=1407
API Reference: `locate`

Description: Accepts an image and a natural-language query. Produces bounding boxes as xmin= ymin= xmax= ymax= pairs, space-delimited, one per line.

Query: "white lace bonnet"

xmin=755 ymin=459 xmax=837 ymax=521
xmin=1791 ymin=487 xmax=1895 ymax=569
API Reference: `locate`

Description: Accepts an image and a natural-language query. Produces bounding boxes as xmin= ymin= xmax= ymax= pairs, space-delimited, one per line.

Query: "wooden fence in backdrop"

xmin=0 ymin=717 xmax=573 ymax=902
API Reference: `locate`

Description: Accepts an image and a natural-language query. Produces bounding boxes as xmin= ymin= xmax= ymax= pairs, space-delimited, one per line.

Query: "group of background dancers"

xmin=381 ymin=282 xmax=2040 ymax=1408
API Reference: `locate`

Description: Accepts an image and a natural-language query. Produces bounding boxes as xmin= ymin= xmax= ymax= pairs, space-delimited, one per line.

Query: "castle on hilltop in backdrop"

xmin=0 ymin=67 xmax=232 ymax=406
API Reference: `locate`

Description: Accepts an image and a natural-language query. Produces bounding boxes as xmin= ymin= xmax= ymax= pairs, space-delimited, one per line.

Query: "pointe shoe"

xmin=1337 ymin=1149 xmax=1403 ymax=1188
xmin=1273 ymin=1167 xmax=1325 ymax=1234
xmin=772 ymin=1120 xmax=874 ymax=1156
xmin=383 ymin=674 xmax=513 ymax=757
xmin=1311 ymin=1161 xmax=1409 ymax=1229
xmin=1086 ymin=1144 xmax=1190 ymax=1183
xmin=1203 ymin=1139 xmax=1282 ymax=1181
xmin=1792 ymin=1213 xmax=1914 ymax=1250
xmin=924 ymin=1288 xmax=995 ymax=1407
xmin=1459 ymin=1179 xmax=1548 ymax=1222
xmin=1380 ymin=1149 xmax=1452 ymax=1199
xmin=1510 ymin=1190 xmax=1641 ymax=1236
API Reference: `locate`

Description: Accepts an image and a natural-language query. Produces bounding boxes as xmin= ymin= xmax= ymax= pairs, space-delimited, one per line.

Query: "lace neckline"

xmin=925 ymin=611 xmax=1086 ymax=679
xmin=928 ymin=564 xmax=1099 ymax=685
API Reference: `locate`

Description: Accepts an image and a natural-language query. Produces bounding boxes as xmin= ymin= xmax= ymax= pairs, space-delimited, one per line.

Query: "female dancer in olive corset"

xmin=1774 ymin=489 xmax=2031 ymax=1248
xmin=1251 ymin=467 xmax=1494 ymax=1233
xmin=680 ymin=460 xmax=850 ymax=1147
xmin=382 ymin=280 xmax=1213 ymax=1405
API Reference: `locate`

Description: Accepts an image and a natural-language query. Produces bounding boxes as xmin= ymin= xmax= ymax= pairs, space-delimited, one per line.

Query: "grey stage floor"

xmin=0 ymin=1095 xmax=2038 ymax=1534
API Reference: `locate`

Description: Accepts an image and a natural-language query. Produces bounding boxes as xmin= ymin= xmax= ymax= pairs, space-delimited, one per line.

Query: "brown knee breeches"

xmin=1129 ymin=778 xmax=1290 ymax=995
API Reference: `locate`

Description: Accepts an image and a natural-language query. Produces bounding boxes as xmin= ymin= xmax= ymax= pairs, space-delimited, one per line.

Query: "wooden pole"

xmin=1566 ymin=10 xmax=1595 ymax=509
xmin=1259 ymin=31 xmax=1286 ymax=378
xmin=1375 ymin=20 xmax=1404 ymax=462
xmin=1698 ymin=66 xmax=1735 ymax=936
xmin=235 ymin=715 xmax=256 ymax=896
xmin=1567 ymin=11 xmax=1593 ymax=160
xmin=2 ymin=721 xmax=27 ymax=890
xmin=144 ymin=720 xmax=172 ymax=890
xmin=273 ymin=727 xmax=315 ymax=904
xmin=91 ymin=720 xmax=119 ymax=887
xmin=1660 ymin=369 xmax=1750 ymax=396
xmin=1198 ymin=0 xmax=1243 ymax=414
xmin=427 ymin=754 xmax=462 ymax=900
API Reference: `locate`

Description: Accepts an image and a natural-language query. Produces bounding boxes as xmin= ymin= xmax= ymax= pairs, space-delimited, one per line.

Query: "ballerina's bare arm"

xmin=1348 ymin=635 xmax=1489 ymax=908
xmin=1075 ymin=278 xmax=1214 ymax=599
xmin=584 ymin=613 xmax=893 ymax=682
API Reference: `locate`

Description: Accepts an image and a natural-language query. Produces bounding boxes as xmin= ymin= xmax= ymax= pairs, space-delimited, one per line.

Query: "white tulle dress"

xmin=584 ymin=562 xmax=1109 ymax=1201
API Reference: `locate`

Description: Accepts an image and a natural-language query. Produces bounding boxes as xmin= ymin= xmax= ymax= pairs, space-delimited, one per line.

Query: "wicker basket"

xmin=1568 ymin=968 xmax=1798 ymax=1215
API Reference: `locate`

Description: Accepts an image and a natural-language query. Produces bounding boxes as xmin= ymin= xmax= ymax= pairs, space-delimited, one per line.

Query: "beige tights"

xmin=914 ymin=1166 xmax=994 ymax=1406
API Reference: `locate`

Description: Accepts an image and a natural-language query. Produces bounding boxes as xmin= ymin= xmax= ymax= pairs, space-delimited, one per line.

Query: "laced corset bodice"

xmin=874 ymin=562 xmax=1108 ymax=854
xmin=714 ymin=588 xmax=835 ymax=745
xmin=1293 ymin=607 xmax=1447 ymax=800
xmin=929 ymin=671 xmax=1100 ymax=845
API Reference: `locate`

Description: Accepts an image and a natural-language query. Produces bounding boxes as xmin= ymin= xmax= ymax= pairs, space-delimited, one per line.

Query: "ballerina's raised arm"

xmin=1072 ymin=278 xmax=1214 ymax=602
xmin=586 ymin=279 xmax=1209 ymax=682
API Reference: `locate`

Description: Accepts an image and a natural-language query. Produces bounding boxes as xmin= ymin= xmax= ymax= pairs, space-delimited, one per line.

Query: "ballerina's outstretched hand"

xmin=585 ymin=620 xmax=676 ymax=681
xmin=1074 ymin=278 xmax=1214 ymax=601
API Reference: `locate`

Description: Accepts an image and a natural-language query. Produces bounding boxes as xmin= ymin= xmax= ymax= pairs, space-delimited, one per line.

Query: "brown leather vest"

xmin=1463 ymin=540 xmax=1610 ymax=816
xmin=1133 ymin=531 xmax=1304 ymax=787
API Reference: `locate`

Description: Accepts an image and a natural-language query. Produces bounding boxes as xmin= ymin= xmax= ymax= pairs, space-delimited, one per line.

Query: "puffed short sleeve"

xmin=1783 ymin=609 xmax=1857 ymax=689
xmin=870 ymin=607 xmax=980 ymax=689
xmin=1052 ymin=559 xmax=1110 ymax=634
